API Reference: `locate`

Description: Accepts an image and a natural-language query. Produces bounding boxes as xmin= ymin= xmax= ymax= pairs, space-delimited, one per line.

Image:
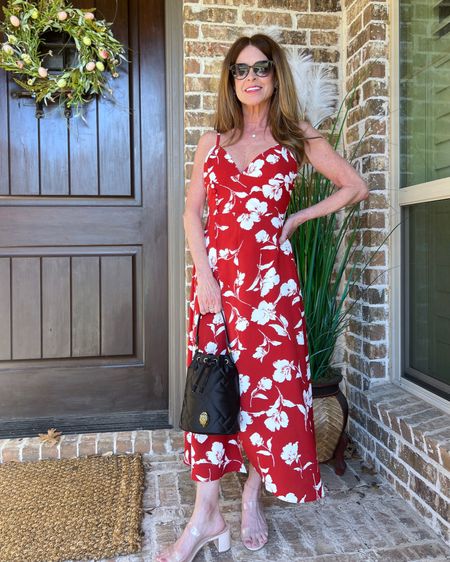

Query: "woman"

xmin=156 ymin=34 xmax=368 ymax=562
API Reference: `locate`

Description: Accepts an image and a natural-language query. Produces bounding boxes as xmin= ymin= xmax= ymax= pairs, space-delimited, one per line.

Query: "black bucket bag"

xmin=179 ymin=310 xmax=240 ymax=435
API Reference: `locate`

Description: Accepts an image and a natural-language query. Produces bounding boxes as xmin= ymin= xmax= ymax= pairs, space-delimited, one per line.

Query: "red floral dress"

xmin=183 ymin=132 xmax=325 ymax=504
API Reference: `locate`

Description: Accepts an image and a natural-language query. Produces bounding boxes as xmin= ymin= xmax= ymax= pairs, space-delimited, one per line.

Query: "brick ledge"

xmin=348 ymin=382 xmax=450 ymax=544
xmin=0 ymin=428 xmax=184 ymax=464
xmin=362 ymin=382 xmax=449 ymax=469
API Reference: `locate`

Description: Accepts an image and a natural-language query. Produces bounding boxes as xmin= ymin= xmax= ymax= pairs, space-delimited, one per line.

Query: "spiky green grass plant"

xmin=289 ymin=86 xmax=388 ymax=382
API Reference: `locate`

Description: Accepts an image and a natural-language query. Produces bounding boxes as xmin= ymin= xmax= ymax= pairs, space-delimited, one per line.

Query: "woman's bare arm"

xmin=279 ymin=121 xmax=369 ymax=244
xmin=301 ymin=119 xmax=369 ymax=209
xmin=183 ymin=131 xmax=223 ymax=314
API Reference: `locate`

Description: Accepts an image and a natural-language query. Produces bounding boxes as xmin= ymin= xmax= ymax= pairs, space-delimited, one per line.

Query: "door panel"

xmin=41 ymin=109 xmax=70 ymax=196
xmin=100 ymin=255 xmax=134 ymax=356
xmin=0 ymin=259 xmax=10 ymax=360
xmin=72 ymin=256 xmax=100 ymax=357
xmin=12 ymin=258 xmax=41 ymax=359
xmin=0 ymin=0 xmax=168 ymax=429
xmin=70 ymin=103 xmax=100 ymax=196
xmin=10 ymin=106 xmax=40 ymax=195
xmin=42 ymin=257 xmax=71 ymax=358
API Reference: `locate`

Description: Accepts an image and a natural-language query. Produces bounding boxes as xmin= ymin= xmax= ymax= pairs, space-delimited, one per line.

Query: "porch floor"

xmin=1 ymin=428 xmax=449 ymax=561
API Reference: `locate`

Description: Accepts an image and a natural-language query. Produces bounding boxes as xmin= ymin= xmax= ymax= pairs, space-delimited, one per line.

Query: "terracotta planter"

xmin=312 ymin=371 xmax=348 ymax=475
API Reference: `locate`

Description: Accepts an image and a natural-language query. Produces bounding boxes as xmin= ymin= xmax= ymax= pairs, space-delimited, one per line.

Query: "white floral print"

xmin=206 ymin=442 xmax=225 ymax=465
xmin=259 ymin=377 xmax=273 ymax=390
xmin=239 ymin=374 xmax=251 ymax=395
xmin=264 ymin=396 xmax=290 ymax=432
xmin=255 ymin=229 xmax=270 ymax=243
xmin=262 ymin=174 xmax=284 ymax=200
xmin=280 ymin=238 xmax=293 ymax=255
xmin=263 ymin=473 xmax=278 ymax=494
xmin=236 ymin=315 xmax=249 ymax=331
xmin=204 ymin=341 xmax=218 ymax=354
xmin=251 ymin=301 xmax=277 ymax=325
xmin=266 ymin=153 xmax=280 ymax=164
xmin=250 ymin=432 xmax=264 ymax=447
xmin=239 ymin=410 xmax=253 ymax=431
xmin=281 ymin=441 xmax=299 ymax=465
xmin=280 ymin=279 xmax=298 ymax=297
xmin=273 ymin=359 xmax=296 ymax=382
xmin=237 ymin=198 xmax=268 ymax=230
xmin=278 ymin=492 xmax=299 ymax=503
xmin=260 ymin=266 xmax=280 ymax=296
xmin=244 ymin=158 xmax=265 ymax=177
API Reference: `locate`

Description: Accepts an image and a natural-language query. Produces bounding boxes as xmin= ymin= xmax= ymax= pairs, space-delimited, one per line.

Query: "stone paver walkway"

xmin=2 ymin=429 xmax=449 ymax=561
xmin=101 ymin=430 xmax=450 ymax=562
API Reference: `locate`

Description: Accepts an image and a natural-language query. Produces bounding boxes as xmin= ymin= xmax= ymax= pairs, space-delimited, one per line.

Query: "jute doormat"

xmin=0 ymin=453 xmax=145 ymax=562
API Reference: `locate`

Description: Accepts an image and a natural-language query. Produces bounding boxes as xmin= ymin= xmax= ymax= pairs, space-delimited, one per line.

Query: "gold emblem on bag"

xmin=199 ymin=412 xmax=209 ymax=427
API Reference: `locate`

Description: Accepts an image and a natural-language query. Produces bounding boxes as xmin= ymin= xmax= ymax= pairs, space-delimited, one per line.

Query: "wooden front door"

xmin=0 ymin=0 xmax=168 ymax=436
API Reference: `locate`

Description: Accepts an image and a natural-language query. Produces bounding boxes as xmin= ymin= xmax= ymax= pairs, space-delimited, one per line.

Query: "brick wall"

xmin=342 ymin=0 xmax=390 ymax=390
xmin=182 ymin=0 xmax=450 ymax=546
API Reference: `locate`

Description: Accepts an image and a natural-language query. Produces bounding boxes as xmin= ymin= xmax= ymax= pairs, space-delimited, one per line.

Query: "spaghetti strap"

xmin=215 ymin=131 xmax=221 ymax=147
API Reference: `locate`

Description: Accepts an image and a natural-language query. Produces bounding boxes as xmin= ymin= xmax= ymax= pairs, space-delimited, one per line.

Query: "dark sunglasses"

xmin=229 ymin=60 xmax=274 ymax=80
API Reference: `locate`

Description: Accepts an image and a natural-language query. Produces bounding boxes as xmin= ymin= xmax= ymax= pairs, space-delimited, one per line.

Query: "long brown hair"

xmin=214 ymin=34 xmax=313 ymax=167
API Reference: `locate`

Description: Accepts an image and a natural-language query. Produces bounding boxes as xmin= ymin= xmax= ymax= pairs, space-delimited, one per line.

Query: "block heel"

xmin=154 ymin=521 xmax=232 ymax=562
xmin=214 ymin=526 xmax=231 ymax=552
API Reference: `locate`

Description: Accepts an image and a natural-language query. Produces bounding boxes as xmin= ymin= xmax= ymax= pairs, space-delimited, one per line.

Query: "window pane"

xmin=405 ymin=200 xmax=450 ymax=398
xmin=400 ymin=0 xmax=450 ymax=187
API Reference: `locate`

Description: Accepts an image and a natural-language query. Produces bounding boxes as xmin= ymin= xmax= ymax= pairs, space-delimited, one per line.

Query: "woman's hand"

xmin=279 ymin=209 xmax=309 ymax=245
xmin=196 ymin=272 xmax=223 ymax=315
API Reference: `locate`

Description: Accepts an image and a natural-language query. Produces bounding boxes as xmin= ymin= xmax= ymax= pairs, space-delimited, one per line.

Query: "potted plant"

xmin=288 ymin=59 xmax=391 ymax=475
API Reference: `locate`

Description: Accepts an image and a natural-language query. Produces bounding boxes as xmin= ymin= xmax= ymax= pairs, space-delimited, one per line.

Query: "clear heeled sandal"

xmin=155 ymin=521 xmax=231 ymax=562
xmin=241 ymin=499 xmax=269 ymax=552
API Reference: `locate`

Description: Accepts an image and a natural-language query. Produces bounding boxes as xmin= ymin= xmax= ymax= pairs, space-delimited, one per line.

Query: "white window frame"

xmin=390 ymin=0 xmax=450 ymax=414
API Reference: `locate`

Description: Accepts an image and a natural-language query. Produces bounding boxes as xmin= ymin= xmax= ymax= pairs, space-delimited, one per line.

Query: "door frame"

xmin=166 ymin=0 xmax=186 ymax=429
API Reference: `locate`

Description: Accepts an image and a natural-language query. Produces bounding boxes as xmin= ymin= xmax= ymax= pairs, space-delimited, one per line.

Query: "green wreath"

xmin=0 ymin=0 xmax=126 ymax=115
